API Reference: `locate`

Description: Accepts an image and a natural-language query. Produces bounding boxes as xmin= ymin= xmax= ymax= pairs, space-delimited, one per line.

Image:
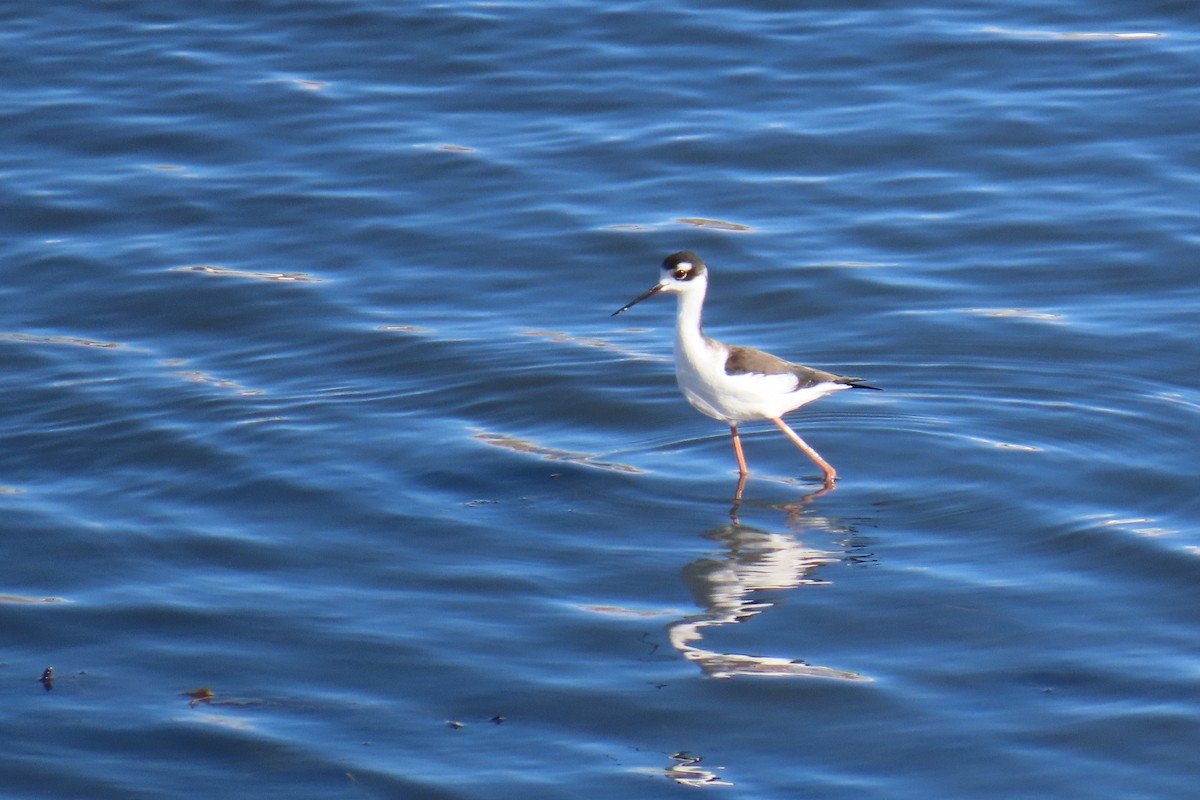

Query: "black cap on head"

xmin=661 ymin=251 xmax=706 ymax=280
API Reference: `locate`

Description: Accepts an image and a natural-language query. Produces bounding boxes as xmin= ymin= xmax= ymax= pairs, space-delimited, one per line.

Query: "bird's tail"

xmin=840 ymin=377 xmax=881 ymax=391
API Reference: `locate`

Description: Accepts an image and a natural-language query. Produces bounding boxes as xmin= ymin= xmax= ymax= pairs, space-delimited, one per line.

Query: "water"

xmin=2 ymin=1 xmax=1198 ymax=797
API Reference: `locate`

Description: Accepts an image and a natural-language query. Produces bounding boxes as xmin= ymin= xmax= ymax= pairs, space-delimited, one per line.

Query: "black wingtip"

xmin=845 ymin=379 xmax=882 ymax=391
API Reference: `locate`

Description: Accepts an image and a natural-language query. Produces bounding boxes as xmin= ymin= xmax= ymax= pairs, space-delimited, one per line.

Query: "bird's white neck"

xmin=673 ymin=280 xmax=711 ymax=359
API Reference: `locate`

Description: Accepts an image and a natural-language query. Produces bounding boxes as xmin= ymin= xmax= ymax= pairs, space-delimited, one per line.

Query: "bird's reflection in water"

xmin=633 ymin=751 xmax=734 ymax=787
xmin=663 ymin=752 xmax=733 ymax=787
xmin=667 ymin=487 xmax=871 ymax=681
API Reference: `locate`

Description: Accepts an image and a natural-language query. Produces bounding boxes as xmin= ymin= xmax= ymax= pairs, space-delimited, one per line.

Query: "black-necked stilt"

xmin=613 ymin=251 xmax=878 ymax=488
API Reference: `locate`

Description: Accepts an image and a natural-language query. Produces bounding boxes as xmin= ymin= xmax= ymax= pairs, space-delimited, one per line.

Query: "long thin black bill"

xmin=611 ymin=283 xmax=664 ymax=316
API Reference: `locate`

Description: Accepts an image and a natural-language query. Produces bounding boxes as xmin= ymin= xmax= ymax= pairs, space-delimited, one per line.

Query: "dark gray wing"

xmin=725 ymin=345 xmax=880 ymax=391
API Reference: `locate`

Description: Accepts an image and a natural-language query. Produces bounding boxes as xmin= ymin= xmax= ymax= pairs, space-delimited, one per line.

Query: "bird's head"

xmin=612 ymin=251 xmax=708 ymax=316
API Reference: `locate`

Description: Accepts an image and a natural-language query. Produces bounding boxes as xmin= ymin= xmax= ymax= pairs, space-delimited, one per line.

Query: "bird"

xmin=612 ymin=250 xmax=878 ymax=488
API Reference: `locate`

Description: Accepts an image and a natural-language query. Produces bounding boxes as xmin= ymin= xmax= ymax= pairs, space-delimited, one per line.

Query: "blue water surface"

xmin=2 ymin=1 xmax=1198 ymax=798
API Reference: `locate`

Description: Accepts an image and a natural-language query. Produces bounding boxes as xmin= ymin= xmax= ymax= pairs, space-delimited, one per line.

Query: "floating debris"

xmin=172 ymin=264 xmax=321 ymax=283
xmin=964 ymin=307 xmax=1063 ymax=321
xmin=377 ymin=324 xmax=431 ymax=334
xmin=675 ymin=217 xmax=754 ymax=231
xmin=982 ymin=26 xmax=1163 ymax=40
xmin=182 ymin=687 xmax=215 ymax=706
xmin=0 ymin=594 xmax=68 ymax=604
xmin=472 ymin=429 xmax=639 ymax=473
xmin=578 ymin=604 xmax=674 ymax=618
xmin=521 ymin=329 xmax=614 ymax=349
xmin=965 ymin=435 xmax=1041 ymax=452
xmin=169 ymin=368 xmax=263 ymax=396
xmin=289 ymin=78 xmax=328 ymax=91
xmin=0 ymin=332 xmax=120 ymax=348
xmin=181 ymin=686 xmax=263 ymax=708
xmin=463 ymin=499 xmax=500 ymax=508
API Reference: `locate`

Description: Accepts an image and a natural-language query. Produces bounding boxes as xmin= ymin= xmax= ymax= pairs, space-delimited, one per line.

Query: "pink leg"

xmin=729 ymin=424 xmax=749 ymax=476
xmin=770 ymin=417 xmax=837 ymax=486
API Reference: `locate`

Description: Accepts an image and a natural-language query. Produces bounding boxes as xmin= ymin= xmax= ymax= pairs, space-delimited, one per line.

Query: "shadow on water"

xmin=666 ymin=484 xmax=871 ymax=681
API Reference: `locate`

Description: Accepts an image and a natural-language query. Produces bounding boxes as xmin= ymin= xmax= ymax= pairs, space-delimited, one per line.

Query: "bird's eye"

xmin=674 ymin=269 xmax=688 ymax=280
